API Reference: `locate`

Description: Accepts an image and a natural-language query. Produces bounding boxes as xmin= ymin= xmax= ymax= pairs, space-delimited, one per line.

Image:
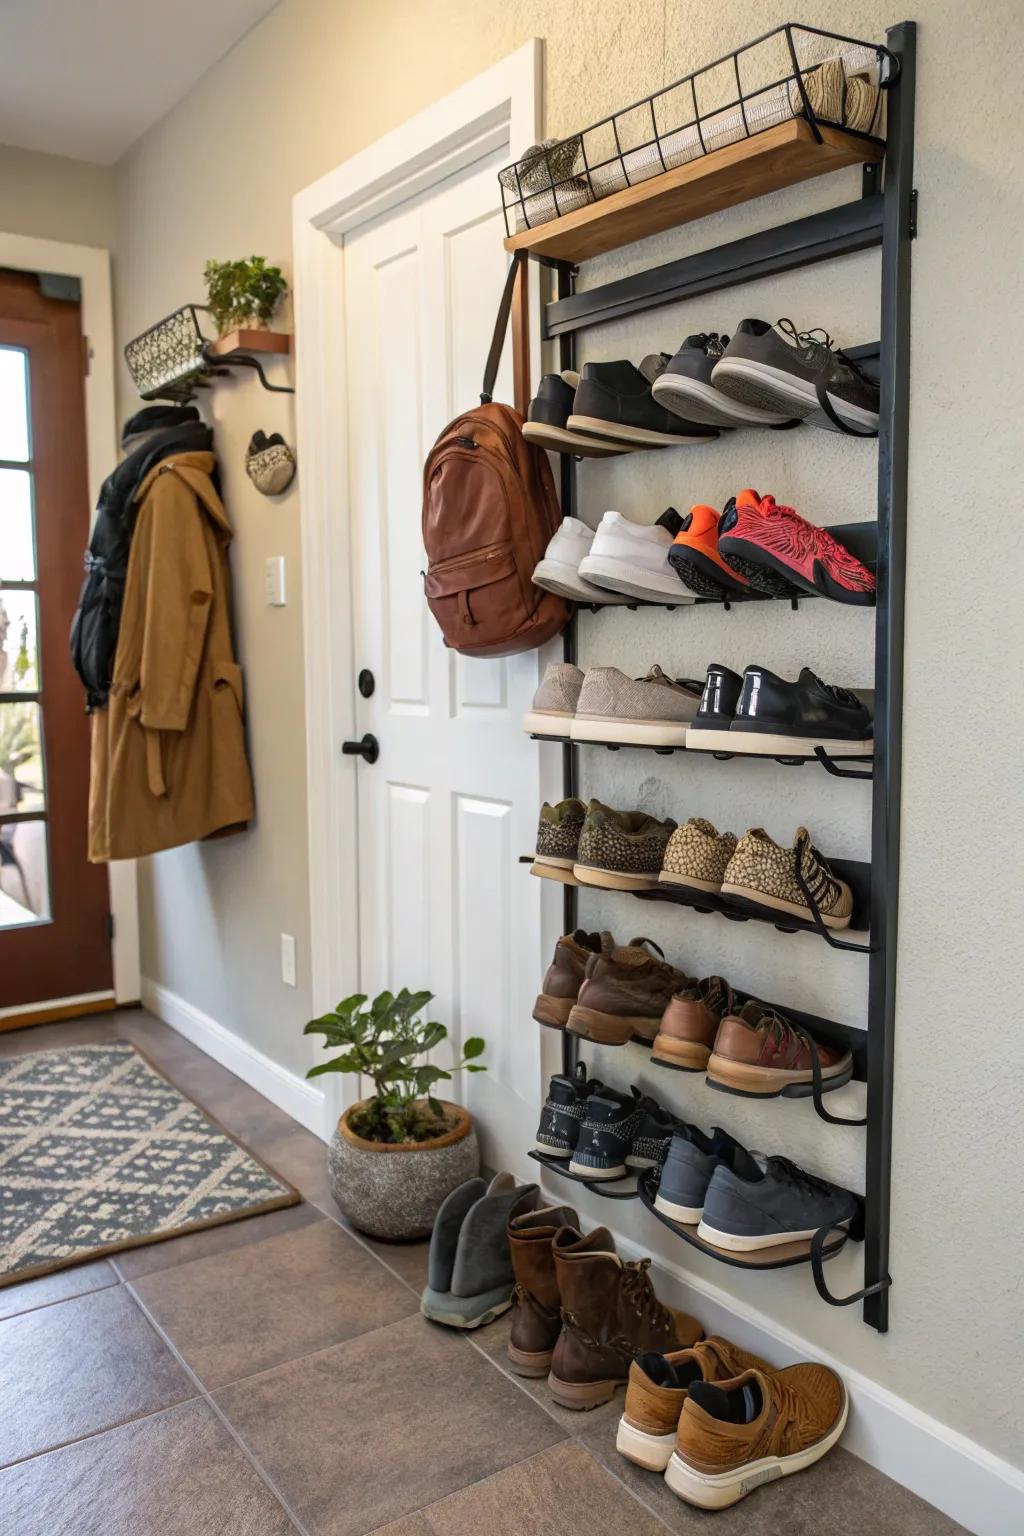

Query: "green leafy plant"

xmin=203 ymin=256 xmax=287 ymax=334
xmin=304 ymin=989 xmax=486 ymax=1145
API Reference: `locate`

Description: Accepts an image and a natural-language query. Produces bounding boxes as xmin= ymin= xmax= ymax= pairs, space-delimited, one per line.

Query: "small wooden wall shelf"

xmin=208 ymin=328 xmax=292 ymax=358
xmin=503 ymin=120 xmax=883 ymax=263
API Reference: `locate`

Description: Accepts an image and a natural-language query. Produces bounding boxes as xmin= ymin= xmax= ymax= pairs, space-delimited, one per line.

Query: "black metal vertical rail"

xmin=864 ymin=19 xmax=916 ymax=1333
xmin=557 ymin=260 xmax=581 ymax=1079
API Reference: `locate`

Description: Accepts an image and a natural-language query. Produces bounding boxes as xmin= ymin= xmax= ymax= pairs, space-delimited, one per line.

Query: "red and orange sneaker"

xmin=717 ymin=490 xmax=875 ymax=606
xmin=667 ymin=504 xmax=751 ymax=601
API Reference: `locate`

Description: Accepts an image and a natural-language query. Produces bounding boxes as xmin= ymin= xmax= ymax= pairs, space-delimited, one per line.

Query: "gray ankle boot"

xmin=421 ymin=1173 xmax=538 ymax=1328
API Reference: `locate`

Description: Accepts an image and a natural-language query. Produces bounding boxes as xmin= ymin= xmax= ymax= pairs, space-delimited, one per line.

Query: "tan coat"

xmin=89 ymin=450 xmax=254 ymax=861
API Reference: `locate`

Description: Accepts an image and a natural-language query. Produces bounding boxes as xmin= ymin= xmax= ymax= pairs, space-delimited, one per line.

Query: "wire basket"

xmin=124 ymin=305 xmax=213 ymax=401
xmin=499 ymin=22 xmax=895 ymax=235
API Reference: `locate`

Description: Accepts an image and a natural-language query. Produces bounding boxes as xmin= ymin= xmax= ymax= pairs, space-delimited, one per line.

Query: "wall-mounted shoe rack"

xmin=507 ymin=20 xmax=916 ymax=1332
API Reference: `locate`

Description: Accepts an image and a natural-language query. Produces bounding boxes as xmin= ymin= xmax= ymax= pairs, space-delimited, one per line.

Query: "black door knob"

xmin=341 ymin=733 xmax=379 ymax=764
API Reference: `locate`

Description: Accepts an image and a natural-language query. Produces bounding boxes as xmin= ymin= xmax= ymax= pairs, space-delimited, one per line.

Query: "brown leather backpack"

xmin=422 ymin=254 xmax=570 ymax=657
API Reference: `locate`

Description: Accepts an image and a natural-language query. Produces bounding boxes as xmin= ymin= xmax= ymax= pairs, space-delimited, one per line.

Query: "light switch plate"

xmin=265 ymin=555 xmax=286 ymax=606
xmin=280 ymin=933 xmax=296 ymax=987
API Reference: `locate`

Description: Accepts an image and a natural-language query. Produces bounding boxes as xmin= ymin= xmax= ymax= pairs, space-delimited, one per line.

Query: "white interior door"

xmin=343 ymin=154 xmax=543 ymax=1174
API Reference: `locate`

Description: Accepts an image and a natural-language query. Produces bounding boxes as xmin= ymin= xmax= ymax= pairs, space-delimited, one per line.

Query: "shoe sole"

xmin=651 ymin=1035 xmax=711 ymax=1071
xmin=667 ymin=542 xmax=751 ymax=599
xmin=522 ymin=421 xmax=628 ymax=457
xmin=568 ymin=1156 xmax=628 ymax=1179
xmin=578 ymin=553 xmax=695 ymax=603
xmin=710 ymin=357 xmax=879 ymax=433
xmin=658 ymin=870 xmax=725 ymax=895
xmin=696 ymin=1217 xmax=853 ymax=1251
xmin=663 ymin=1388 xmax=849 ymax=1509
xmin=574 ymin=863 xmax=660 ymax=892
xmin=717 ymin=545 xmax=804 ymax=599
xmin=719 ymin=880 xmax=852 ymax=930
xmin=717 ymin=534 xmax=876 ymax=607
xmin=653 ymin=1192 xmax=704 ymax=1224
xmin=548 ymin=1372 xmax=624 ymax=1410
xmin=530 ymin=857 xmax=578 ymax=886
xmin=531 ymin=558 xmax=631 ymax=605
xmin=705 ymin=1052 xmax=854 ymax=1098
xmin=566 ymin=1003 xmax=660 ymax=1047
xmin=507 ymin=1342 xmax=554 ymax=1378
xmin=419 ymin=1296 xmax=513 ymax=1329
xmin=652 ymin=372 xmax=791 ymax=428
xmin=571 ymin=713 xmax=691 ymax=747
xmin=532 ymin=993 xmax=573 ymax=1029
xmin=683 ymin=726 xmax=738 ymax=753
xmin=534 ymin=1139 xmax=571 ymax=1158
xmin=616 ymin=1416 xmax=679 ymax=1471
xmin=567 ymin=413 xmax=718 ymax=448
xmin=522 ymin=709 xmax=574 ymax=738
xmin=719 ymin=728 xmax=874 ymax=758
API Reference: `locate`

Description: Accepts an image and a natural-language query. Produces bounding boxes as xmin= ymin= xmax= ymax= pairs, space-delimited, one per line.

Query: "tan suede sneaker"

xmin=616 ymin=1336 xmax=770 ymax=1471
xmin=665 ymin=1363 xmax=848 ymax=1509
xmin=567 ymin=939 xmax=692 ymax=1046
xmin=574 ymin=799 xmax=677 ymax=891
xmin=721 ymin=827 xmax=854 ymax=929
xmin=652 ymin=976 xmax=742 ymax=1071
xmin=659 ymin=817 xmax=737 ymax=895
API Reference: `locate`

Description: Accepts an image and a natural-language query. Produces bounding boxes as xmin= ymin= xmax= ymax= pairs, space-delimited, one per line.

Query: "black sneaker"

xmin=569 ymin=1087 xmax=650 ymax=1180
xmin=684 ymin=664 xmax=744 ymax=752
xmin=522 ymin=371 xmax=627 ymax=458
xmin=535 ymin=1063 xmax=606 ymax=1159
xmin=627 ymin=1103 xmax=681 ymax=1172
xmin=727 ymin=667 xmax=873 ymax=759
xmin=652 ymin=333 xmax=791 ymax=429
xmin=568 ymin=356 xmax=718 ymax=450
xmin=711 ymin=319 xmax=879 ymax=436
xmin=698 ymin=1151 xmax=859 ymax=1252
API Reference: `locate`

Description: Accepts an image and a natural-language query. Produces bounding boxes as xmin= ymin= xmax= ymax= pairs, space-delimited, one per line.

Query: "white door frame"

xmin=292 ymin=42 xmax=542 ymax=1032
xmin=0 ymin=231 xmax=140 ymax=1009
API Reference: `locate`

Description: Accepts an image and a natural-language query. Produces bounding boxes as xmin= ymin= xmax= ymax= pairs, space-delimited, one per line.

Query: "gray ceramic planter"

xmin=328 ymin=1099 xmax=480 ymax=1239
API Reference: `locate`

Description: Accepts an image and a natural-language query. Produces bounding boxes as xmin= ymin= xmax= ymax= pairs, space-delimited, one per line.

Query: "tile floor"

xmin=0 ymin=1010 xmax=966 ymax=1536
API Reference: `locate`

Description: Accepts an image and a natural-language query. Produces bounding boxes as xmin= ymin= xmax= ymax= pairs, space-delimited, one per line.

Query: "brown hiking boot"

xmin=567 ymin=939 xmax=692 ymax=1047
xmin=616 ymin=1336 xmax=770 ymax=1471
xmin=506 ymin=1202 xmax=578 ymax=1377
xmin=666 ymin=1363 xmax=848 ymax=1509
xmin=533 ymin=929 xmax=613 ymax=1030
xmin=707 ymin=999 xmax=853 ymax=1099
xmin=548 ymin=1226 xmax=703 ymax=1409
xmin=652 ymin=976 xmax=742 ymax=1071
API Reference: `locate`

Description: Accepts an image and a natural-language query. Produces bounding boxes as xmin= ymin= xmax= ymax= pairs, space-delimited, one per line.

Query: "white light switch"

xmin=265 ymin=555 xmax=286 ymax=606
xmin=281 ymin=933 xmax=297 ymax=987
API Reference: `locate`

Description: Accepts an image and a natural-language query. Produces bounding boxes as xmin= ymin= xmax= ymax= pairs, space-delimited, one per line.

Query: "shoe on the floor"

xmin=711 ymin=317 xmax=879 ymax=435
xmin=667 ymin=503 xmax=753 ymax=600
xmin=568 ymin=1086 xmax=650 ymax=1180
xmin=659 ymin=817 xmax=737 ymax=896
xmin=573 ymin=799 xmax=678 ymax=892
xmin=684 ymin=663 xmax=745 ymax=752
xmin=652 ymin=975 xmax=745 ymax=1072
xmin=420 ymin=1174 xmax=537 ymax=1328
xmin=717 ymin=489 xmax=876 ymax=606
xmin=697 ymin=1152 xmax=858 ymax=1252
xmin=617 ymin=1336 xmax=771 ymax=1471
xmin=707 ymin=999 xmax=854 ymax=1100
xmin=653 ymin=333 xmax=791 ymax=429
xmin=665 ymin=1363 xmax=848 ymax=1508
xmin=549 ymin=1225 xmax=703 ymax=1410
xmin=727 ymin=665 xmax=874 ymax=757
xmin=530 ymin=797 xmax=586 ymax=884
xmin=532 ymin=516 xmax=631 ymax=606
xmin=523 ymin=661 xmax=584 ymax=738
xmin=571 ymin=664 xmax=701 ymax=747
xmin=568 ymin=356 xmax=719 ymax=450
xmin=567 ymin=936 xmax=691 ymax=1046
xmin=721 ymin=827 xmax=854 ymax=930
xmin=533 ymin=928 xmax=611 ymax=1030
xmin=578 ymin=508 xmax=694 ymax=603
xmin=535 ymin=1062 xmax=606 ymax=1159
xmin=522 ymin=371 xmax=629 ymax=457
xmin=653 ymin=1125 xmax=750 ymax=1225
xmin=507 ymin=1197 xmax=580 ymax=1377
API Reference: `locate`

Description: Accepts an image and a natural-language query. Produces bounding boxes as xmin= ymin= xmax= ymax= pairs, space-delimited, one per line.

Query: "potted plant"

xmin=203 ymin=255 xmax=288 ymax=336
xmin=305 ymin=988 xmax=485 ymax=1239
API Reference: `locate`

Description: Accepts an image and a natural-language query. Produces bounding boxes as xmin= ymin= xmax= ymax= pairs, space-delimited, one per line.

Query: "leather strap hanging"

xmin=480 ymin=252 xmax=525 ymax=404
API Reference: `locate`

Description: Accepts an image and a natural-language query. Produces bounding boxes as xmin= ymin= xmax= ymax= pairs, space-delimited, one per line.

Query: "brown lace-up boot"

xmin=567 ymin=939 xmax=693 ymax=1046
xmin=532 ymin=930 xmax=613 ymax=1030
xmin=548 ymin=1225 xmax=703 ymax=1409
xmin=506 ymin=1202 xmax=579 ymax=1377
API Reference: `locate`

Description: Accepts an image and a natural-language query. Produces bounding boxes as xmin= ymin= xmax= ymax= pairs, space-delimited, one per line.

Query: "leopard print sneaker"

xmin=721 ymin=826 xmax=853 ymax=929
xmin=532 ymin=798 xmax=587 ymax=885
xmin=659 ymin=818 xmax=738 ymax=895
xmin=574 ymin=800 xmax=677 ymax=891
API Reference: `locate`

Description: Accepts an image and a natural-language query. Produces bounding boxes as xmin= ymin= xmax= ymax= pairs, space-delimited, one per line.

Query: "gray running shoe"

xmin=698 ymin=1152 xmax=858 ymax=1252
xmin=523 ymin=661 xmax=584 ymax=738
xmin=571 ymin=664 xmax=702 ymax=748
xmin=653 ymin=332 xmax=791 ymax=428
xmin=711 ymin=318 xmax=879 ymax=435
xmin=653 ymin=1126 xmax=749 ymax=1225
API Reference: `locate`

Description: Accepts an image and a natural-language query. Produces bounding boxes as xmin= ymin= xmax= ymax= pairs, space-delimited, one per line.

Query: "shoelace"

xmin=761 ymin=1007 xmax=809 ymax=1066
xmin=621 ymin=1257 xmax=672 ymax=1331
xmin=694 ymin=331 xmax=729 ymax=358
xmin=807 ymin=669 xmax=862 ymax=709
xmin=776 ymin=317 xmax=874 ymax=386
xmin=797 ymin=842 xmax=842 ymax=910
xmin=771 ymin=1155 xmax=839 ymax=1202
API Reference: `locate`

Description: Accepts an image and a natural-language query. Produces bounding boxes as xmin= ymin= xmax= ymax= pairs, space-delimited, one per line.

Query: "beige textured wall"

xmin=112 ymin=0 xmax=1024 ymax=1468
xmin=0 ymin=143 xmax=117 ymax=249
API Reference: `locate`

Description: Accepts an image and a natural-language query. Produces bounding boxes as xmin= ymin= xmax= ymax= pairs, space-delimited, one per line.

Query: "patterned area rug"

xmin=0 ymin=1041 xmax=299 ymax=1286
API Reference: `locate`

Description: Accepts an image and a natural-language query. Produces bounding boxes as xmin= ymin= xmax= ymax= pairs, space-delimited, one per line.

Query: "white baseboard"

xmin=141 ymin=977 xmax=328 ymax=1140
xmin=592 ymin=1207 xmax=1024 ymax=1536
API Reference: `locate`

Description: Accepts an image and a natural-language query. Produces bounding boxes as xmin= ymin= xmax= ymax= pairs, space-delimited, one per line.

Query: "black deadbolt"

xmin=358 ymin=668 xmax=375 ymax=698
xmin=341 ymin=733 xmax=379 ymax=765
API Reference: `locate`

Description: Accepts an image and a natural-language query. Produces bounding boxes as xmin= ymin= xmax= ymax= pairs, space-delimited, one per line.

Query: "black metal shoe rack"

xmin=521 ymin=20 xmax=915 ymax=1333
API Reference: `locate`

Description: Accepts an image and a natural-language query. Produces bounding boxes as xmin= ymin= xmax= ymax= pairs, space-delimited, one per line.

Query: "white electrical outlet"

xmin=265 ymin=555 xmax=286 ymax=606
xmin=280 ymin=933 xmax=297 ymax=987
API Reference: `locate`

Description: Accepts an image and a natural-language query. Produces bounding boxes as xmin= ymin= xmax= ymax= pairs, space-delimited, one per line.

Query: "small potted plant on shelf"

xmin=305 ymin=988 xmax=485 ymax=1239
xmin=203 ymin=255 xmax=288 ymax=336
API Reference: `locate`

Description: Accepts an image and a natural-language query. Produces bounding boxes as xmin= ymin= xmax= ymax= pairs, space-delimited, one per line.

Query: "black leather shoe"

xmin=726 ymin=666 xmax=873 ymax=758
xmin=523 ymin=371 xmax=626 ymax=457
xmin=568 ymin=357 xmax=718 ymax=449
xmin=685 ymin=664 xmax=744 ymax=752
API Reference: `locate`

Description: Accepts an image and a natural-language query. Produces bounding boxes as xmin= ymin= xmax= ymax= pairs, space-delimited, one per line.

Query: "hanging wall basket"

xmin=124 ymin=304 xmax=294 ymax=402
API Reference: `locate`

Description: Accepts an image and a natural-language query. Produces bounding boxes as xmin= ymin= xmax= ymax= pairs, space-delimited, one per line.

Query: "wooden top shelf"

xmin=207 ymin=328 xmax=292 ymax=358
xmin=503 ymin=120 xmax=883 ymax=263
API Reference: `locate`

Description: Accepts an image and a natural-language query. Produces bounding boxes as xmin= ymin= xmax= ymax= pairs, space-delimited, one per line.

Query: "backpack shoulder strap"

xmin=480 ymin=252 xmax=525 ymax=405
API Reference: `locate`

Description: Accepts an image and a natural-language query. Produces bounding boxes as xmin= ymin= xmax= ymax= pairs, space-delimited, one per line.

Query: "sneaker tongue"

xmin=637 ymin=352 xmax=671 ymax=384
xmin=656 ymin=506 xmax=683 ymax=537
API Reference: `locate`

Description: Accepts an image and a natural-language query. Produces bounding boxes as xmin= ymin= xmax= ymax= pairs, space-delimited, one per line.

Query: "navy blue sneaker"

xmin=698 ymin=1153 xmax=858 ymax=1251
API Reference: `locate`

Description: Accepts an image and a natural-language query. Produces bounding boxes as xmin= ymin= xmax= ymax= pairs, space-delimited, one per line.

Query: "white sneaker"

xmin=532 ymin=517 xmax=630 ymax=605
xmin=578 ymin=509 xmax=694 ymax=603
